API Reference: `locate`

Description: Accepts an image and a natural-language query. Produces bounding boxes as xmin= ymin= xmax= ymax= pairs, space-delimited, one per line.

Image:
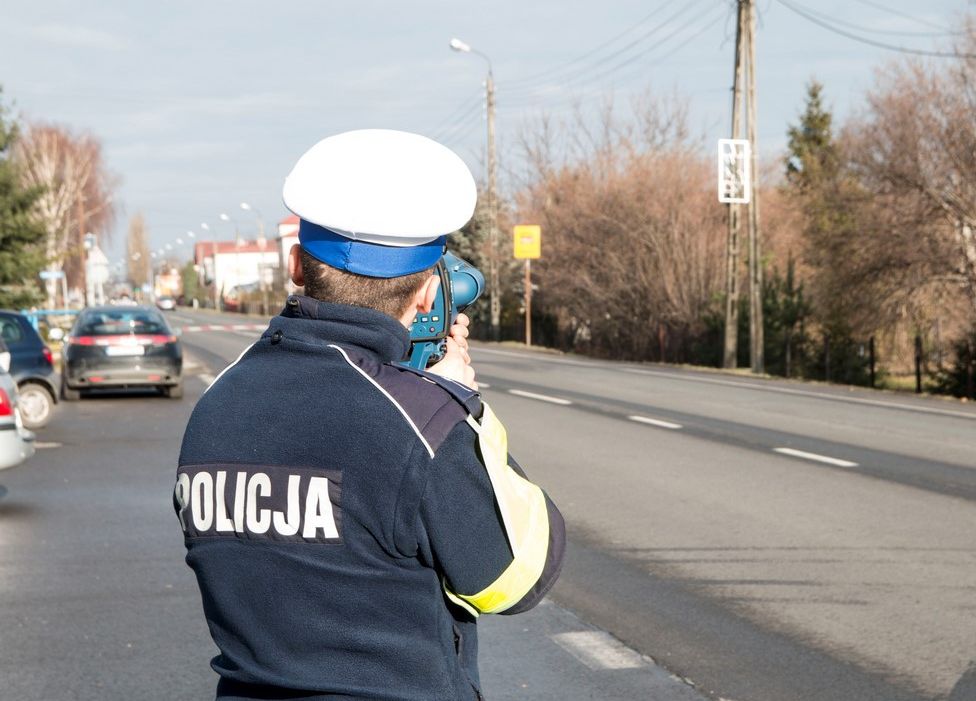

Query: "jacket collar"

xmin=276 ymin=295 xmax=411 ymax=362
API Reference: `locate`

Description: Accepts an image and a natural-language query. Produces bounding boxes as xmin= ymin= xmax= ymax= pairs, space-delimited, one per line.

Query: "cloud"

xmin=30 ymin=23 xmax=130 ymax=51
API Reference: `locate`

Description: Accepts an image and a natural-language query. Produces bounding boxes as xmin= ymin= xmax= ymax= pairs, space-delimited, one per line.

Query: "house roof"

xmin=194 ymin=240 xmax=277 ymax=257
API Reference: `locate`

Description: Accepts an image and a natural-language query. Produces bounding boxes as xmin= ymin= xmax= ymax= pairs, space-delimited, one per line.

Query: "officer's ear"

xmin=288 ymin=244 xmax=304 ymax=286
xmin=417 ymin=273 xmax=440 ymax=314
xmin=398 ymin=273 xmax=439 ymax=327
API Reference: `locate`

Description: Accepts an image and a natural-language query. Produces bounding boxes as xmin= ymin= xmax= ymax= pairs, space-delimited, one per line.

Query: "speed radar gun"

xmin=406 ymin=252 xmax=484 ymax=370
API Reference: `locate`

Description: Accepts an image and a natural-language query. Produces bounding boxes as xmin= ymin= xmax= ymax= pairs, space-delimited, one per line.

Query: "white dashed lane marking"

xmin=551 ymin=631 xmax=647 ymax=670
xmin=34 ymin=442 xmax=62 ymax=449
xmin=197 ymin=373 xmax=216 ymax=387
xmin=774 ymin=447 xmax=858 ymax=468
xmin=508 ymin=389 xmax=573 ymax=406
xmin=628 ymin=415 xmax=683 ymax=430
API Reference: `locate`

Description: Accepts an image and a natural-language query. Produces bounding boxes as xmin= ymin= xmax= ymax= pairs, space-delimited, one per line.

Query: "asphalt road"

xmin=0 ymin=309 xmax=705 ymax=701
xmin=1 ymin=306 xmax=974 ymax=701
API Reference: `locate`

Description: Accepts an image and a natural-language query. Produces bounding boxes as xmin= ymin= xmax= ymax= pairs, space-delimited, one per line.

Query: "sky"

xmin=0 ymin=0 xmax=969 ymax=267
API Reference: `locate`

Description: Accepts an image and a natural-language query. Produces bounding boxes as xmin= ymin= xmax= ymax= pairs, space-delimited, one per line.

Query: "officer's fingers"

xmin=443 ymin=336 xmax=462 ymax=358
xmin=450 ymin=323 xmax=469 ymax=340
xmin=454 ymin=313 xmax=471 ymax=328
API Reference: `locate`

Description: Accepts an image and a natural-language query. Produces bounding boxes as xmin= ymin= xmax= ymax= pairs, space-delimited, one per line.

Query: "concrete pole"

xmin=487 ymin=70 xmax=501 ymax=341
xmin=746 ymin=0 xmax=765 ymax=374
xmin=723 ymin=0 xmax=747 ymax=369
xmin=524 ymin=259 xmax=532 ymax=347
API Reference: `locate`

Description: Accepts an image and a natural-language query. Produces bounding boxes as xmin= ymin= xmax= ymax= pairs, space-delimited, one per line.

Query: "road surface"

xmin=1 ymin=306 xmax=973 ymax=701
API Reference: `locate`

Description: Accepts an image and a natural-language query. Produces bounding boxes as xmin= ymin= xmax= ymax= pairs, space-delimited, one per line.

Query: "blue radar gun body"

xmin=406 ymin=252 xmax=484 ymax=370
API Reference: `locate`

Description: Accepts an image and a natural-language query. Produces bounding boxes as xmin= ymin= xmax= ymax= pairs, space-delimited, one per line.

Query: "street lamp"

xmin=240 ymin=202 xmax=266 ymax=247
xmin=219 ymin=212 xmax=243 ymax=305
xmin=450 ymin=36 xmax=500 ymax=340
xmin=200 ymin=222 xmax=220 ymax=310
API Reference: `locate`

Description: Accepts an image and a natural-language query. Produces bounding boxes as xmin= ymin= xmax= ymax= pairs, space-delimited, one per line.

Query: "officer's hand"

xmin=429 ymin=336 xmax=477 ymax=391
xmin=450 ymin=313 xmax=471 ymax=352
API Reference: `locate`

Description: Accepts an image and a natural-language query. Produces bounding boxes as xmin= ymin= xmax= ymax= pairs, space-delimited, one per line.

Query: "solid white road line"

xmin=628 ymin=415 xmax=683 ymax=430
xmin=551 ymin=631 xmax=647 ymax=670
xmin=508 ymin=389 xmax=572 ymax=406
xmin=472 ymin=347 xmax=976 ymax=421
xmin=774 ymin=447 xmax=858 ymax=468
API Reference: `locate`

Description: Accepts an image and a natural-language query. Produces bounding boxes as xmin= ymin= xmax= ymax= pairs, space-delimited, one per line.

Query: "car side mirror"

xmin=0 ymin=351 xmax=10 ymax=373
xmin=48 ymin=328 xmax=64 ymax=342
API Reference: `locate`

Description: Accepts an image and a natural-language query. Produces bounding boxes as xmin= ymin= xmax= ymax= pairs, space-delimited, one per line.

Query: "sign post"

xmin=513 ymin=225 xmax=541 ymax=347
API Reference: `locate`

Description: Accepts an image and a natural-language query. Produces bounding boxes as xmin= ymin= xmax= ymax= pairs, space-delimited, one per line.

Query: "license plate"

xmin=106 ymin=345 xmax=144 ymax=356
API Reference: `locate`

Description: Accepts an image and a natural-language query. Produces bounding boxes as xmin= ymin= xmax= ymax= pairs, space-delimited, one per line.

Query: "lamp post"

xmin=240 ymin=202 xmax=266 ymax=248
xmin=219 ymin=212 xmax=242 ymax=305
xmin=241 ymin=202 xmax=270 ymax=313
xmin=450 ymin=36 xmax=500 ymax=341
xmin=201 ymin=222 xmax=219 ymax=310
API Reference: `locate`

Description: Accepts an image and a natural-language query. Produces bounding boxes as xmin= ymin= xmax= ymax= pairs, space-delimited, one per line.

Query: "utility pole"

xmin=486 ymin=69 xmax=501 ymax=341
xmin=76 ymin=195 xmax=88 ymax=306
xmin=724 ymin=0 xmax=764 ymax=373
xmin=746 ymin=0 xmax=764 ymax=373
xmin=723 ymin=0 xmax=747 ymax=369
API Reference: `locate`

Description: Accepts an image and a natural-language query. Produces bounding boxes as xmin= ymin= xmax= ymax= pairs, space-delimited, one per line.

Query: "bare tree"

xmin=847 ymin=49 xmax=976 ymax=330
xmin=127 ymin=213 xmax=150 ymax=290
xmin=516 ymin=95 xmax=726 ymax=361
xmin=13 ymin=123 xmax=115 ymax=301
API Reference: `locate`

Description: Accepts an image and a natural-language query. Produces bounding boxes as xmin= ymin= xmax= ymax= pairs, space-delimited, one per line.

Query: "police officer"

xmin=175 ymin=129 xmax=565 ymax=701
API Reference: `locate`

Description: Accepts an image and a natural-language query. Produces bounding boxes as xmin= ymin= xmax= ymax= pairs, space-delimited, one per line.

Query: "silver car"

xmin=0 ymin=341 xmax=35 ymax=471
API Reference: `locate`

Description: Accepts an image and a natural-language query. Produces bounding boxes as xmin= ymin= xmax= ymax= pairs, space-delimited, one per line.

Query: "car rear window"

xmin=0 ymin=316 xmax=24 ymax=345
xmin=76 ymin=310 xmax=169 ymax=336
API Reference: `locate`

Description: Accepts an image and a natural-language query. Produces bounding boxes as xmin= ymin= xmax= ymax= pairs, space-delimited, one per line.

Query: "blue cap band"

xmin=298 ymin=219 xmax=446 ymax=278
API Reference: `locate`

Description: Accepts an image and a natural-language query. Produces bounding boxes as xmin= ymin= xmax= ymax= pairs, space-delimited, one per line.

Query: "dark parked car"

xmin=62 ymin=306 xmax=183 ymax=400
xmin=0 ymin=310 xmax=59 ymax=429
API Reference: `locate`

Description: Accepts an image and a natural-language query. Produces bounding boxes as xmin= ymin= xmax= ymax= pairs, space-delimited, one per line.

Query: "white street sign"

xmin=718 ymin=138 xmax=751 ymax=204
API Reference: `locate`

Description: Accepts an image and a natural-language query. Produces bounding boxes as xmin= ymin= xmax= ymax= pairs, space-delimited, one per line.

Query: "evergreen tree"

xmin=785 ymin=81 xmax=838 ymax=190
xmin=181 ymin=261 xmax=199 ymax=303
xmin=0 ymin=89 xmax=46 ymax=308
xmin=784 ymin=80 xmax=872 ymax=384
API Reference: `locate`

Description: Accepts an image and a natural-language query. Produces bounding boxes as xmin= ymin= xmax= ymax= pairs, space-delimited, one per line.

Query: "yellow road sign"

xmin=513 ymin=225 xmax=541 ymax=259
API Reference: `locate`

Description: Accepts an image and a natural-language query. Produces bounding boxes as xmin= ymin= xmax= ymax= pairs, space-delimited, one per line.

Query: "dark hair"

xmin=300 ymin=249 xmax=433 ymax=319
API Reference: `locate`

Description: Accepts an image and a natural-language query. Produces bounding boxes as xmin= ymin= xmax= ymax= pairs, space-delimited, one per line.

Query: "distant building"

xmin=194 ymin=239 xmax=281 ymax=299
xmin=155 ymin=267 xmax=182 ymax=298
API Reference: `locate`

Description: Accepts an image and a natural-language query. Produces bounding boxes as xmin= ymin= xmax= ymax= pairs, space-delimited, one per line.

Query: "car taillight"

xmin=147 ymin=335 xmax=178 ymax=345
xmin=42 ymin=347 xmax=53 ymax=366
xmin=0 ymin=388 xmax=12 ymax=417
xmin=68 ymin=336 xmax=96 ymax=346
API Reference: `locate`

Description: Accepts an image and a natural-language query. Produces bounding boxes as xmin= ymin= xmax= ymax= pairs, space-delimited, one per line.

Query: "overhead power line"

xmin=499 ymin=8 xmax=727 ymax=112
xmin=849 ymin=0 xmax=962 ymax=34
xmin=503 ymin=0 xmax=679 ymax=88
xmin=776 ymin=0 xmax=976 ymax=59
xmin=504 ymin=0 xmax=709 ymax=95
xmin=785 ymin=0 xmax=961 ymax=38
xmin=432 ymin=99 xmax=484 ymax=143
xmin=428 ymin=88 xmax=483 ymax=138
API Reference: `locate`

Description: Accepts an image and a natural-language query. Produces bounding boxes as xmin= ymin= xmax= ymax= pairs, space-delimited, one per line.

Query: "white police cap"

xmin=282 ymin=129 xmax=478 ymax=277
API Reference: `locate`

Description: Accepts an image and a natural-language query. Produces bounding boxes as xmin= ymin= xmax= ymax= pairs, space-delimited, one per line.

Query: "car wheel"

xmin=18 ymin=382 xmax=54 ymax=429
xmin=164 ymin=381 xmax=183 ymax=399
xmin=61 ymin=379 xmax=81 ymax=401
